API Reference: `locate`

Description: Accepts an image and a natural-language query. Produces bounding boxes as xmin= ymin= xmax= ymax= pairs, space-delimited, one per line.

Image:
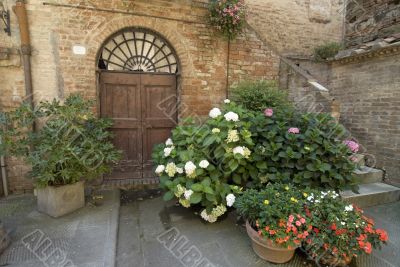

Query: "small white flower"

xmin=224 ymin=99 xmax=231 ymax=104
xmin=164 ymin=147 xmax=173 ymax=157
xmin=315 ymin=199 xmax=320 ymax=203
xmin=226 ymin=194 xmax=236 ymax=207
xmin=184 ymin=161 xmax=197 ymax=176
xmin=307 ymin=195 xmax=314 ymax=202
xmin=184 ymin=189 xmax=194 ymax=200
xmin=224 ymin=111 xmax=239 ymax=122
xmin=165 ymin=138 xmax=173 ymax=146
xmin=199 ymin=160 xmax=210 ymax=169
xmin=155 ymin=165 xmax=165 ymax=175
xmin=212 ymin=128 xmax=221 ymax=134
xmin=341 ymin=221 xmax=346 ymax=226
xmin=209 ymin=108 xmax=222 ymax=119
xmin=345 ymin=205 xmax=353 ymax=212
xmin=233 ymin=146 xmax=245 ymax=156
xmin=176 ymin=167 xmax=184 ymax=174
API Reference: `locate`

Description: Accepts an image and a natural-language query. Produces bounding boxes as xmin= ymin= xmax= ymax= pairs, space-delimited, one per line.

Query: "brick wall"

xmin=0 ymin=0 xmax=281 ymax=193
xmin=247 ymin=0 xmax=345 ymax=56
xmin=345 ymin=0 xmax=400 ymax=47
xmin=329 ymin=53 xmax=400 ymax=183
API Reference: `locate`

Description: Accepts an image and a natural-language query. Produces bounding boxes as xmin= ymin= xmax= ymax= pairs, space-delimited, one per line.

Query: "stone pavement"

xmin=116 ymin=190 xmax=400 ymax=267
xmin=0 ymin=189 xmax=120 ymax=267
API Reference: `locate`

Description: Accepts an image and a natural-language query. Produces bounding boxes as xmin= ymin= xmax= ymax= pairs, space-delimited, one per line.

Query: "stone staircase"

xmin=341 ymin=155 xmax=400 ymax=208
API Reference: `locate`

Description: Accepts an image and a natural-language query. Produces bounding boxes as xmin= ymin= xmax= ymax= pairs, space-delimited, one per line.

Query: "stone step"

xmin=341 ymin=182 xmax=400 ymax=208
xmin=353 ymin=166 xmax=384 ymax=184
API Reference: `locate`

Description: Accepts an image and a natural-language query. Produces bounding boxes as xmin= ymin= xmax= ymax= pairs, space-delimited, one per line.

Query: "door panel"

xmin=100 ymin=72 xmax=177 ymax=183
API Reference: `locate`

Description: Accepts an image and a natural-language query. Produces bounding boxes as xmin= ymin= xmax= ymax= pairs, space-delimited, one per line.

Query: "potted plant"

xmin=235 ymin=184 xmax=312 ymax=263
xmin=0 ymin=94 xmax=121 ymax=217
xmin=303 ymin=190 xmax=389 ymax=266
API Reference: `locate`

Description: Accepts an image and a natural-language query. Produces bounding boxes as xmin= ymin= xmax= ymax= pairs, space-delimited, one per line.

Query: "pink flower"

xmin=296 ymin=221 xmax=302 ymax=227
xmin=288 ymin=127 xmax=300 ymax=134
xmin=264 ymin=108 xmax=273 ymax=117
xmin=288 ymin=215 xmax=294 ymax=223
xmin=300 ymin=218 xmax=306 ymax=224
xmin=344 ymin=140 xmax=359 ymax=153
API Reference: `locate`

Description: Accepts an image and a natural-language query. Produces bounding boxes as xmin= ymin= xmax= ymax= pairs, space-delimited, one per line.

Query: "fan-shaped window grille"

xmin=98 ymin=29 xmax=178 ymax=73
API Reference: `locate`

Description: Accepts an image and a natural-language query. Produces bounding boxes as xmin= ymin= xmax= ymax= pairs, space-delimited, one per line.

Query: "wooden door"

xmin=100 ymin=72 xmax=177 ymax=183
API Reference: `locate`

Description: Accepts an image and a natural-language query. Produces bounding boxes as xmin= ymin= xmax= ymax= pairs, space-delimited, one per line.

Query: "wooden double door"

xmin=100 ymin=72 xmax=177 ymax=183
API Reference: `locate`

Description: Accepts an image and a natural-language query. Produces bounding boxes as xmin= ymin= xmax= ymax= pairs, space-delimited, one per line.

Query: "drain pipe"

xmin=13 ymin=0 xmax=34 ymax=108
xmin=0 ymin=138 xmax=8 ymax=197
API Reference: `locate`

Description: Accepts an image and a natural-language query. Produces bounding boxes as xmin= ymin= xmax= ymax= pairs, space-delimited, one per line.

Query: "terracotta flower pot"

xmin=245 ymin=221 xmax=297 ymax=264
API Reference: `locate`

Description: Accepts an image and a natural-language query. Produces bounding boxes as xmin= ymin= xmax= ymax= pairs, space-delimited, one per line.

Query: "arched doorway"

xmin=97 ymin=28 xmax=179 ymax=185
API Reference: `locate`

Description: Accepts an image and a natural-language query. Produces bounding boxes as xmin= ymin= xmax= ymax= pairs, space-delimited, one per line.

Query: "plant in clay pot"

xmin=235 ymin=184 xmax=312 ymax=263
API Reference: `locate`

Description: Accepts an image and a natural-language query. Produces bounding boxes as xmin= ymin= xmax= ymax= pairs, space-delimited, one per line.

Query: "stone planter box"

xmin=37 ymin=181 xmax=85 ymax=218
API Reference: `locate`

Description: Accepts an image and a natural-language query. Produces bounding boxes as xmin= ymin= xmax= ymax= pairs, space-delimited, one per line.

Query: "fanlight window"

xmin=98 ymin=29 xmax=178 ymax=73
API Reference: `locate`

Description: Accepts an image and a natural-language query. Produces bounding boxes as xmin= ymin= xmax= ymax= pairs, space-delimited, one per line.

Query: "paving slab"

xmin=0 ymin=189 xmax=120 ymax=267
xmin=116 ymin=190 xmax=400 ymax=267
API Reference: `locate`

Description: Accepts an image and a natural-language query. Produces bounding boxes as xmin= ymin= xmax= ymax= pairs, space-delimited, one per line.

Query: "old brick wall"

xmin=0 ymin=0 xmax=280 ymax=193
xmin=246 ymin=0 xmax=345 ymax=56
xmin=329 ymin=53 xmax=400 ymax=183
xmin=345 ymin=0 xmax=400 ymax=47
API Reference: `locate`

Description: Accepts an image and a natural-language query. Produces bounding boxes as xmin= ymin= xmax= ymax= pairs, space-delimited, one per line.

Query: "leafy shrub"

xmin=209 ymin=0 xmax=247 ymax=39
xmin=230 ymin=80 xmax=294 ymax=114
xmin=314 ymin=42 xmax=343 ymax=62
xmin=251 ymin=111 xmax=357 ymax=191
xmin=0 ymin=94 xmax=121 ymax=187
xmin=152 ymin=101 xmax=256 ymax=222
xmin=235 ymin=183 xmax=312 ymax=248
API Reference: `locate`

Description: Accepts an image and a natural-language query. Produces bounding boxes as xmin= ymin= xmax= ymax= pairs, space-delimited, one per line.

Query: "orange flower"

xmin=265 ymin=226 xmax=270 ymax=231
xmin=364 ymin=224 xmax=375 ymax=234
xmin=376 ymin=229 xmax=389 ymax=242
xmin=357 ymin=234 xmax=367 ymax=241
xmin=279 ymin=220 xmax=286 ymax=228
xmin=363 ymin=242 xmax=372 ymax=254
xmin=323 ymin=243 xmax=329 ymax=250
xmin=269 ymin=230 xmax=276 ymax=235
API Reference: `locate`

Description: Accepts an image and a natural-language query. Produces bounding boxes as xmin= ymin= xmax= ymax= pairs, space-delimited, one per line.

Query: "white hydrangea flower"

xmin=176 ymin=167 xmax=184 ymax=174
xmin=224 ymin=99 xmax=231 ymax=104
xmin=175 ymin=184 xmax=186 ymax=197
xmin=165 ymin=162 xmax=177 ymax=177
xmin=184 ymin=161 xmax=197 ymax=177
xmin=212 ymin=204 xmax=227 ymax=217
xmin=226 ymin=194 xmax=236 ymax=207
xmin=199 ymin=160 xmax=210 ymax=169
xmin=209 ymin=108 xmax=222 ymax=118
xmin=226 ymin=130 xmax=239 ymax=143
xmin=345 ymin=205 xmax=353 ymax=212
xmin=155 ymin=165 xmax=165 ymax=175
xmin=212 ymin=128 xmax=221 ymax=134
xmin=164 ymin=147 xmax=173 ymax=157
xmin=233 ymin=146 xmax=245 ymax=156
xmin=184 ymin=189 xmax=194 ymax=200
xmin=243 ymin=147 xmax=251 ymax=159
xmin=179 ymin=198 xmax=191 ymax=208
xmin=224 ymin=111 xmax=239 ymax=122
xmin=165 ymin=138 xmax=173 ymax=146
xmin=200 ymin=210 xmax=217 ymax=223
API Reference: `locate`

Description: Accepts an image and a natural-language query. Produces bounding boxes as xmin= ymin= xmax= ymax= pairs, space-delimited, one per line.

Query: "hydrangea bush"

xmin=152 ymin=100 xmax=256 ymax=222
xmin=251 ymin=111 xmax=358 ymax=191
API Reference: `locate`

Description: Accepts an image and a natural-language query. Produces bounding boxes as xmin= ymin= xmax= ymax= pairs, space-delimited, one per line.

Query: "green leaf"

xmin=203 ymin=186 xmax=214 ymax=195
xmin=228 ymin=159 xmax=239 ymax=171
xmin=233 ymin=174 xmax=241 ymax=184
xmin=201 ymin=178 xmax=211 ymax=187
xmin=190 ymin=193 xmax=202 ymax=204
xmin=191 ymin=183 xmax=203 ymax=192
xmin=163 ymin=191 xmax=174 ymax=201
xmin=206 ymin=193 xmax=217 ymax=202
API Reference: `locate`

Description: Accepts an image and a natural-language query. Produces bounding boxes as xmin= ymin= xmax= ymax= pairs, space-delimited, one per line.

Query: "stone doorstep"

xmin=353 ymin=166 xmax=384 ymax=184
xmin=341 ymin=182 xmax=400 ymax=208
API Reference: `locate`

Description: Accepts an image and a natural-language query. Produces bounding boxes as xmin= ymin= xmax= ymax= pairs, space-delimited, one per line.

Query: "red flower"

xmin=264 ymin=226 xmax=270 ymax=231
xmin=323 ymin=243 xmax=329 ymax=250
xmin=364 ymin=224 xmax=375 ymax=234
xmin=363 ymin=242 xmax=372 ymax=254
xmin=357 ymin=234 xmax=367 ymax=242
xmin=330 ymin=223 xmax=337 ymax=231
xmin=313 ymin=228 xmax=320 ymax=234
xmin=376 ymin=229 xmax=389 ymax=242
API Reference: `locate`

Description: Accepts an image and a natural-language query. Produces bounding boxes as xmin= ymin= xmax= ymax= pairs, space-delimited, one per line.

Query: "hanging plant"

xmin=209 ymin=0 xmax=247 ymax=39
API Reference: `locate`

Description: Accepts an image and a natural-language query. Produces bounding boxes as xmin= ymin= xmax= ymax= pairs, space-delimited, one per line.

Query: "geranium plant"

xmin=209 ymin=0 xmax=247 ymax=39
xmin=235 ymin=184 xmax=313 ymax=249
xmin=152 ymin=100 xmax=256 ymax=222
xmin=303 ymin=189 xmax=389 ymax=266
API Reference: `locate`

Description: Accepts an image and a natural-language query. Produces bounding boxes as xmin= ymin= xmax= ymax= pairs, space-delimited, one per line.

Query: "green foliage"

xmin=0 ymin=94 xmax=121 ymax=187
xmin=313 ymin=42 xmax=343 ymax=62
xmin=230 ymin=80 xmax=294 ymax=114
xmin=209 ymin=0 xmax=247 ymax=39
xmin=152 ymin=101 xmax=254 ymax=222
xmin=251 ymin=112 xmax=357 ymax=191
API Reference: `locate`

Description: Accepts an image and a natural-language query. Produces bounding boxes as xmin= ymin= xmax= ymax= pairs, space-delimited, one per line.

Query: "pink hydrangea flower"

xmin=344 ymin=140 xmax=359 ymax=153
xmin=264 ymin=108 xmax=273 ymax=117
xmin=288 ymin=127 xmax=300 ymax=134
